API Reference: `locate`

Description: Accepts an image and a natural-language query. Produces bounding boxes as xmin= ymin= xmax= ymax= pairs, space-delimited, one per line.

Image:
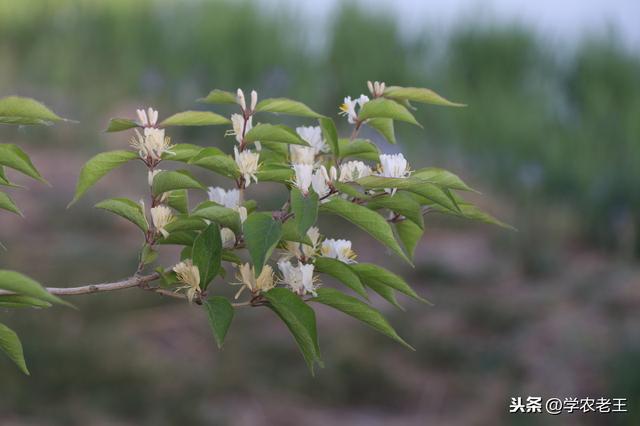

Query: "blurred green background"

xmin=1 ymin=0 xmax=639 ymax=425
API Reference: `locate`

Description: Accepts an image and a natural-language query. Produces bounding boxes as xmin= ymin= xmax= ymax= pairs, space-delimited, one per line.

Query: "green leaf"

xmin=243 ymin=212 xmax=282 ymax=276
xmin=105 ymin=118 xmax=139 ymax=132
xmin=203 ymin=296 xmax=234 ymax=349
xmin=351 ymin=263 xmax=428 ymax=304
xmin=367 ymin=118 xmax=396 ymax=144
xmin=164 ymin=216 xmax=206 ymax=233
xmin=198 ymin=89 xmax=237 ymax=104
xmin=140 ymin=244 xmax=158 ymax=266
xmin=319 ymin=198 xmax=411 ymax=264
xmin=395 ymin=219 xmax=424 ymax=260
xmin=0 ymin=96 xmax=63 ymax=125
xmin=0 ymin=323 xmax=29 ymax=375
xmin=164 ymin=143 xmax=205 ymax=162
xmin=383 ymin=86 xmax=466 ymax=107
xmin=192 ymin=223 xmax=223 ymax=288
xmin=412 ymin=168 xmax=477 ymax=192
xmin=160 ymin=110 xmax=231 ymax=127
xmin=157 ymin=231 xmax=197 ymax=246
xmin=256 ymin=164 xmax=293 ymax=183
xmin=366 ymin=192 xmax=424 ymax=229
xmin=337 ymin=139 xmax=380 ymax=161
xmin=319 ymin=117 xmax=339 ymax=156
xmin=281 ymin=220 xmax=313 ymax=246
xmin=311 ymin=288 xmax=412 ymax=350
xmin=95 ymin=197 xmax=148 ymax=233
xmin=222 ymin=249 xmax=243 ymax=264
xmin=363 ymin=278 xmax=404 ymax=310
xmin=255 ymin=98 xmax=324 ymax=118
xmin=0 ymin=295 xmax=52 ymax=309
xmin=189 ymin=148 xmax=239 ymax=179
xmin=358 ymin=98 xmax=421 ymax=126
xmin=0 ymin=144 xmax=48 ymax=184
xmin=192 ymin=201 xmax=242 ymax=234
xmin=429 ymin=195 xmax=515 ymax=230
xmin=291 ymin=188 xmax=318 ymax=236
xmin=313 ymin=257 xmax=367 ymax=299
xmin=0 ymin=270 xmax=68 ymax=306
xmin=166 ymin=189 xmax=189 ymax=214
xmin=264 ymin=288 xmax=321 ymax=373
xmin=244 ymin=124 xmax=308 ymax=146
xmin=0 ymin=191 xmax=22 ymax=216
xmin=69 ymin=150 xmax=138 ymax=206
xmin=152 ymin=170 xmax=204 ymax=196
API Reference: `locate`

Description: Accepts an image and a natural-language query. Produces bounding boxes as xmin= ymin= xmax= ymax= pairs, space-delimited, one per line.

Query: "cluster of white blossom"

xmin=130 ymin=108 xmax=174 ymax=164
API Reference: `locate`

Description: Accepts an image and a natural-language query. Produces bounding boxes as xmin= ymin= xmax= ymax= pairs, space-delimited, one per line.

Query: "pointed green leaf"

xmin=311 ymin=288 xmax=412 ymax=349
xmin=412 ymin=168 xmax=477 ymax=192
xmin=69 ymin=150 xmax=138 ymax=206
xmin=358 ymin=98 xmax=421 ymax=126
xmin=363 ymin=278 xmax=405 ymax=310
xmin=0 ymin=294 xmax=52 ymax=309
xmin=0 ymin=270 xmax=68 ymax=306
xmin=0 ymin=96 xmax=63 ymax=125
xmin=157 ymin=230 xmax=197 ymax=246
xmin=291 ymin=188 xmax=318 ymax=236
xmin=337 ymin=139 xmax=380 ymax=161
xmin=192 ymin=223 xmax=223 ymax=288
xmin=313 ymin=257 xmax=367 ymax=299
xmin=245 ymin=124 xmax=308 ymax=146
xmin=351 ymin=263 xmax=428 ymax=304
xmin=0 ymin=144 xmax=47 ymax=184
xmin=189 ymin=148 xmax=239 ymax=179
xmin=203 ymin=296 xmax=234 ymax=349
xmin=0 ymin=191 xmax=22 ymax=216
xmin=192 ymin=201 xmax=242 ymax=234
xmin=367 ymin=118 xmax=396 ymax=144
xmin=281 ymin=220 xmax=313 ymax=246
xmin=395 ymin=219 xmax=424 ymax=259
xmin=383 ymin=86 xmax=466 ymax=107
xmin=319 ymin=198 xmax=411 ymax=264
xmin=105 ymin=118 xmax=139 ymax=132
xmin=160 ymin=110 xmax=231 ymax=127
xmin=166 ymin=189 xmax=189 ymax=214
xmin=152 ymin=170 xmax=205 ymax=196
xmin=244 ymin=212 xmax=282 ymax=276
xmin=163 ymin=215 xmax=206 ymax=233
xmin=255 ymin=98 xmax=324 ymax=118
xmin=198 ymin=89 xmax=237 ymax=104
xmin=366 ymin=192 xmax=424 ymax=228
xmin=256 ymin=164 xmax=293 ymax=183
xmin=319 ymin=117 xmax=339 ymax=156
xmin=95 ymin=197 xmax=148 ymax=232
xmin=0 ymin=323 xmax=29 ymax=375
xmin=264 ymin=288 xmax=321 ymax=373
xmin=163 ymin=144 xmax=206 ymax=162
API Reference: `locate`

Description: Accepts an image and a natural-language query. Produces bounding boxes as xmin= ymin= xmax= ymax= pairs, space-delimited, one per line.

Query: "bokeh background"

xmin=1 ymin=0 xmax=640 ymax=425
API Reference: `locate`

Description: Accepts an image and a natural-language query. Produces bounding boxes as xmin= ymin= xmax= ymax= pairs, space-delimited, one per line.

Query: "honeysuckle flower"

xmin=207 ymin=187 xmax=241 ymax=209
xmin=237 ymin=206 xmax=248 ymax=223
xmin=277 ymin=260 xmax=318 ymax=296
xmin=292 ymin=163 xmax=314 ymax=195
xmin=378 ymin=153 xmax=410 ymax=178
xmin=367 ymin=80 xmax=386 ymax=98
xmin=338 ymin=160 xmax=372 ymax=182
xmin=148 ymin=169 xmax=162 ymax=187
xmin=236 ymin=88 xmax=247 ymax=111
xmin=137 ymin=107 xmax=159 ymax=127
xmin=289 ymin=145 xmax=316 ymax=165
xmin=321 ymin=238 xmax=357 ymax=263
xmin=281 ymin=226 xmax=322 ymax=261
xmin=221 ymin=227 xmax=236 ymax=249
xmin=233 ymin=263 xmax=274 ymax=299
xmin=130 ymin=128 xmax=174 ymax=162
xmin=173 ymin=259 xmax=201 ymax=303
xmin=150 ymin=205 xmax=174 ymax=238
xmin=339 ymin=95 xmax=370 ymax=124
xmin=234 ymin=146 xmax=260 ymax=187
xmin=250 ymin=90 xmax=258 ymax=111
xmin=311 ymin=165 xmax=336 ymax=199
xmin=296 ymin=126 xmax=328 ymax=155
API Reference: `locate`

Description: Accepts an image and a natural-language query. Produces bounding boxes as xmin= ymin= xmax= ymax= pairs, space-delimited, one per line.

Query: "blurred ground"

xmin=0 ymin=1 xmax=639 ymax=425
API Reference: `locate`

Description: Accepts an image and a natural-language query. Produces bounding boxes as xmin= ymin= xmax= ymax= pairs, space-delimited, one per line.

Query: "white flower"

xmin=236 ymin=88 xmax=247 ymax=110
xmin=339 ymin=95 xmax=370 ymax=124
xmin=137 ymin=107 xmax=159 ymax=127
xmin=289 ymin=145 xmax=316 ymax=165
xmin=221 ymin=227 xmax=236 ymax=249
xmin=339 ymin=161 xmax=372 ymax=182
xmin=311 ymin=166 xmax=336 ymax=199
xmin=233 ymin=263 xmax=274 ymax=299
xmin=292 ymin=163 xmax=314 ymax=195
xmin=250 ymin=90 xmax=258 ymax=111
xmin=234 ymin=146 xmax=260 ymax=187
xmin=207 ymin=187 xmax=241 ymax=209
xmin=173 ymin=259 xmax=201 ymax=303
xmin=148 ymin=169 xmax=162 ymax=187
xmin=130 ymin=128 xmax=173 ymax=162
xmin=296 ymin=126 xmax=328 ymax=155
xmin=150 ymin=205 xmax=174 ymax=238
xmin=367 ymin=80 xmax=386 ymax=97
xmin=321 ymin=238 xmax=357 ymax=263
xmin=378 ymin=153 xmax=410 ymax=178
xmin=237 ymin=206 xmax=248 ymax=223
xmin=302 ymin=227 xmax=321 ymax=258
xmin=277 ymin=260 xmax=318 ymax=296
